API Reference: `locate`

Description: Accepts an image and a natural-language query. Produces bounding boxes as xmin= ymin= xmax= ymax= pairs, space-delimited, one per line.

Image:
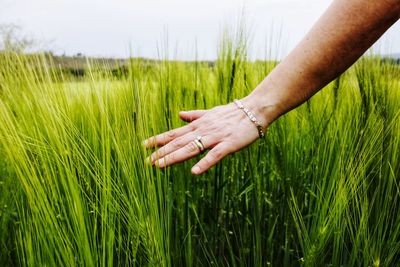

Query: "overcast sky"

xmin=1 ymin=0 xmax=399 ymax=60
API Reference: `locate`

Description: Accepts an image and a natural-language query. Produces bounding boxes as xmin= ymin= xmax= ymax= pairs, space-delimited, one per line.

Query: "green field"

xmin=0 ymin=43 xmax=400 ymax=266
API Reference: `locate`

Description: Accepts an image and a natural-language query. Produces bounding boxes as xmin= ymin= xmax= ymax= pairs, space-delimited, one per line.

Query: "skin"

xmin=144 ymin=0 xmax=400 ymax=175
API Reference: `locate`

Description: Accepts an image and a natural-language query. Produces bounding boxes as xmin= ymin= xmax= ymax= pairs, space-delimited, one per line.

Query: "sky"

xmin=1 ymin=0 xmax=399 ymax=60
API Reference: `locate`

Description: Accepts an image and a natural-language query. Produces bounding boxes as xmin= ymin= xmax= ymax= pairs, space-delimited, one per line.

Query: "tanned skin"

xmin=144 ymin=0 xmax=400 ymax=175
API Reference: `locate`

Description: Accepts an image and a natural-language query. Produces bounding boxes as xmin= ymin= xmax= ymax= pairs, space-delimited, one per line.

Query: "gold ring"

xmin=193 ymin=136 xmax=205 ymax=152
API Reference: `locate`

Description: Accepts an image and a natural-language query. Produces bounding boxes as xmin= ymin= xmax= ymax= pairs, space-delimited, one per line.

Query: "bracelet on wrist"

xmin=233 ymin=99 xmax=265 ymax=138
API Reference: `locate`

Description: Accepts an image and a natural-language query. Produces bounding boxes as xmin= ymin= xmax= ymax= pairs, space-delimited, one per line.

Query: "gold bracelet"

xmin=233 ymin=99 xmax=265 ymax=138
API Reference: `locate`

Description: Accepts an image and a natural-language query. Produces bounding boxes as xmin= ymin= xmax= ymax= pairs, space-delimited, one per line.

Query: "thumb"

xmin=179 ymin=110 xmax=207 ymax=122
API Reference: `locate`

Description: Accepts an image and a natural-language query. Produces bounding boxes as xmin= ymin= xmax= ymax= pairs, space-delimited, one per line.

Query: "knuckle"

xmin=202 ymin=155 xmax=215 ymax=168
xmin=170 ymin=138 xmax=184 ymax=150
xmin=205 ymin=146 xmax=227 ymax=166
xmin=166 ymin=131 xmax=176 ymax=140
xmin=210 ymin=149 xmax=223 ymax=160
xmin=203 ymin=156 xmax=213 ymax=166
xmin=188 ymin=122 xmax=198 ymax=131
xmin=185 ymin=141 xmax=198 ymax=153
xmin=165 ymin=153 xmax=176 ymax=164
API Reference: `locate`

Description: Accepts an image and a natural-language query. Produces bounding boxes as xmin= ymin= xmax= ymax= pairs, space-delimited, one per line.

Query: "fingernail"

xmin=192 ymin=166 xmax=201 ymax=175
xmin=143 ymin=140 xmax=148 ymax=147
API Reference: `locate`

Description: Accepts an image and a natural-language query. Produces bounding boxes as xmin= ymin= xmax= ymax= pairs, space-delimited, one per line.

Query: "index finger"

xmin=143 ymin=124 xmax=195 ymax=148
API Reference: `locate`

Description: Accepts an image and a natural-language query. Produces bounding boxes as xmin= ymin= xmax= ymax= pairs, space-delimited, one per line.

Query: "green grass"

xmin=0 ymin=40 xmax=400 ymax=266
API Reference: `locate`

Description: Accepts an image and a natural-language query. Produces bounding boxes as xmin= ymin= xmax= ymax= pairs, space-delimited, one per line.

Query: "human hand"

xmin=143 ymin=100 xmax=269 ymax=175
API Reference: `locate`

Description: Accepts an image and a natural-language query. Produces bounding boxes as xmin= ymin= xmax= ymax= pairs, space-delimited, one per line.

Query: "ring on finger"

xmin=193 ymin=135 xmax=205 ymax=152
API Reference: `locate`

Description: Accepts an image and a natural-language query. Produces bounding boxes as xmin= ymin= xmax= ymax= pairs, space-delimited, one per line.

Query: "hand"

xmin=143 ymin=100 xmax=268 ymax=175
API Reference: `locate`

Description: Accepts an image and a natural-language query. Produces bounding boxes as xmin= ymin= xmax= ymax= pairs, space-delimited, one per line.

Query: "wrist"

xmin=241 ymin=83 xmax=284 ymax=129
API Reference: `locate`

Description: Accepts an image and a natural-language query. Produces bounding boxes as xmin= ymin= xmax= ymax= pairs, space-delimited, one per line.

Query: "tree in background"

xmin=0 ymin=23 xmax=35 ymax=53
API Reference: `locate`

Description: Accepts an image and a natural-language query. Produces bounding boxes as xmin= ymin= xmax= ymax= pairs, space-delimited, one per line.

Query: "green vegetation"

xmin=0 ymin=39 xmax=399 ymax=266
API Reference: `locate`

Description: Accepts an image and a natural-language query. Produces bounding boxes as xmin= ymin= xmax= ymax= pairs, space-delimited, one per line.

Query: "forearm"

xmin=244 ymin=0 xmax=400 ymax=126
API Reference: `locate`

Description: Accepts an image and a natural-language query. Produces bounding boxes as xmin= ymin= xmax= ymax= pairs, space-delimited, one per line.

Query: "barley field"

xmin=0 ymin=40 xmax=400 ymax=266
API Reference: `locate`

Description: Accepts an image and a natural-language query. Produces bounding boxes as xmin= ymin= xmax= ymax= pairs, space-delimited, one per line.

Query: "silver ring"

xmin=193 ymin=136 xmax=205 ymax=152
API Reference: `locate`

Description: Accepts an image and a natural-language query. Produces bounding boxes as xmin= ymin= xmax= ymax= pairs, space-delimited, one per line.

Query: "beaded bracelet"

xmin=233 ymin=99 xmax=265 ymax=138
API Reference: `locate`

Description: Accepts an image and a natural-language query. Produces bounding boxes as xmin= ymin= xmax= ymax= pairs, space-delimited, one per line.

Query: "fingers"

xmin=143 ymin=110 xmax=207 ymax=148
xmin=191 ymin=143 xmax=231 ymax=175
xmin=155 ymin=140 xmax=203 ymax=168
xmin=152 ymin=140 xmax=233 ymax=174
xmin=149 ymin=134 xmax=195 ymax=163
xmin=143 ymin=124 xmax=193 ymax=148
xmin=179 ymin=110 xmax=207 ymax=122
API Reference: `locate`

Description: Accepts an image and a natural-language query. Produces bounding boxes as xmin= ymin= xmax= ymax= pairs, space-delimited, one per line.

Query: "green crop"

xmin=0 ymin=37 xmax=399 ymax=266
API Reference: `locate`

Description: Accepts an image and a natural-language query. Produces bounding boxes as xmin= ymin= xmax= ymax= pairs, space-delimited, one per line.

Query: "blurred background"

xmin=1 ymin=0 xmax=399 ymax=60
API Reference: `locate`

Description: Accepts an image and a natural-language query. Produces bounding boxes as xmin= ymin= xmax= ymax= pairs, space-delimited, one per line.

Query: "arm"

xmin=243 ymin=0 xmax=400 ymax=125
xmin=144 ymin=0 xmax=400 ymax=175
